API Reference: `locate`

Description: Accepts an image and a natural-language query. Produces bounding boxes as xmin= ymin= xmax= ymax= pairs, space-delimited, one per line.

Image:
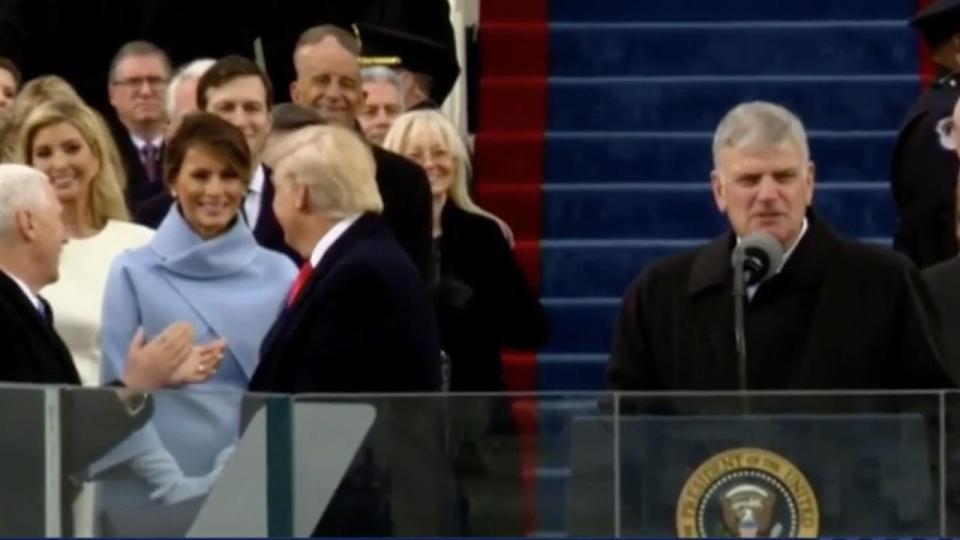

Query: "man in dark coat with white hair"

xmin=610 ymin=101 xmax=954 ymax=392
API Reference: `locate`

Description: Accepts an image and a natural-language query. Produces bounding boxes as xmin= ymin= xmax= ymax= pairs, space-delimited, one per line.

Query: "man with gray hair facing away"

xmin=608 ymin=101 xmax=954 ymax=391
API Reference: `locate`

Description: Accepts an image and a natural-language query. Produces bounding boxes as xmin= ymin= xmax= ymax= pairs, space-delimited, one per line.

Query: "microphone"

xmin=730 ymin=231 xmax=784 ymax=394
xmin=731 ymin=232 xmax=784 ymax=287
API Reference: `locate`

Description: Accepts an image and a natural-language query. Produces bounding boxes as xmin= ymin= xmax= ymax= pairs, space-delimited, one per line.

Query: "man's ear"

xmin=805 ymin=161 xmax=816 ymax=206
xmin=289 ymin=81 xmax=299 ymax=104
xmin=350 ymin=88 xmax=366 ymax=119
xmin=397 ymin=70 xmax=416 ymax=94
xmin=710 ymin=170 xmax=727 ymax=213
xmin=15 ymin=209 xmax=34 ymax=241
xmin=296 ymin=184 xmax=310 ymax=212
xmin=107 ymin=79 xmax=119 ymax=108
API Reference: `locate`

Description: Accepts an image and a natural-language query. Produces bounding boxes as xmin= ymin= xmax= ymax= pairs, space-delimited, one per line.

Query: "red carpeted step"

xmin=513 ymin=240 xmax=541 ymax=291
xmin=479 ymin=0 xmax=546 ymax=531
xmin=480 ymin=0 xmax=547 ymax=23
xmin=474 ymin=131 xmax=543 ymax=186
xmin=479 ymin=77 xmax=548 ymax=131
xmin=503 ymin=351 xmax=538 ymax=394
xmin=476 ymin=183 xmax=541 ymax=242
xmin=481 ymin=23 xmax=548 ymax=77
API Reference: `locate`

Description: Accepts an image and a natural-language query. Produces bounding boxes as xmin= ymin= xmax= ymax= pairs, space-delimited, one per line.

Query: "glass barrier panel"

xmin=0 ymin=383 xmax=51 ymax=536
xmin=291 ymin=392 xmax=615 ymax=537
xmin=33 ymin=384 xmax=292 ymax=537
xmin=613 ymin=391 xmax=945 ymax=538
xmin=944 ymin=391 xmax=960 ymax=535
xmin=3 ymin=384 xmax=951 ymax=538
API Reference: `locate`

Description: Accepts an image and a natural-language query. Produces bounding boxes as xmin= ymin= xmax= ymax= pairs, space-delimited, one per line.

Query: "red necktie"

xmin=287 ymin=262 xmax=314 ymax=307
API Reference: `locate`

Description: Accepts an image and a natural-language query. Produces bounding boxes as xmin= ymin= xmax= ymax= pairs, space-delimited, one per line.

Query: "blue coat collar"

xmin=149 ymin=205 xmax=258 ymax=278
xmin=146 ymin=206 xmax=281 ymax=378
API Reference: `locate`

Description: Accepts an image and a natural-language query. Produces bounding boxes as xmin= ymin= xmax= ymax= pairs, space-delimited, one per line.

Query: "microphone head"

xmin=732 ymin=232 xmax=785 ymax=286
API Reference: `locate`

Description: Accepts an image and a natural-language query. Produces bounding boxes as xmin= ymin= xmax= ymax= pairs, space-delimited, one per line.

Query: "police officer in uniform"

xmin=357 ymin=23 xmax=460 ymax=110
xmin=892 ymin=0 xmax=960 ymax=268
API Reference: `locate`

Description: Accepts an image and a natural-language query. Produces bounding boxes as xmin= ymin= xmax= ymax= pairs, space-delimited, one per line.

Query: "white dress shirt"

xmin=243 ymin=165 xmax=266 ymax=229
xmin=309 ymin=214 xmax=362 ymax=268
xmin=130 ymin=134 xmax=164 ymax=154
xmin=2 ymin=268 xmax=42 ymax=314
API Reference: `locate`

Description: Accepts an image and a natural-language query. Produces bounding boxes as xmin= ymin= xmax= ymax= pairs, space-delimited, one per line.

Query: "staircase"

xmin=476 ymin=0 xmax=928 ymax=535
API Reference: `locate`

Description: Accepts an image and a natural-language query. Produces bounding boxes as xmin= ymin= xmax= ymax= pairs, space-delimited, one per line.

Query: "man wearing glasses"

xmin=106 ymin=41 xmax=171 ymax=214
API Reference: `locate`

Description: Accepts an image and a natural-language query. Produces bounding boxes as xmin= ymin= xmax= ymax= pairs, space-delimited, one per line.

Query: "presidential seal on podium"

xmin=676 ymin=447 xmax=819 ymax=537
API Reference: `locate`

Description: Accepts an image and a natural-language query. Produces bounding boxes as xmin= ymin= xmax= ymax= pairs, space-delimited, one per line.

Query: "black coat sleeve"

xmin=895 ymin=261 xmax=956 ymax=389
xmin=399 ymin=164 xmax=434 ymax=283
xmin=375 ymin=153 xmax=434 ymax=282
xmin=608 ymin=276 xmax=660 ymax=390
xmin=293 ymin=262 xmax=440 ymax=393
xmin=479 ymin=218 xmax=548 ymax=348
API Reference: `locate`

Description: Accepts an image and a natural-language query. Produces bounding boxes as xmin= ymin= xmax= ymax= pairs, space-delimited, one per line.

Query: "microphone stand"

xmin=731 ymin=249 xmax=750 ymax=414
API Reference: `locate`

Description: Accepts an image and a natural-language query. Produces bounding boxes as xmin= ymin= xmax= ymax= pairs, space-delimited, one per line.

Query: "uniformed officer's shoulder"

xmin=934 ymin=72 xmax=960 ymax=89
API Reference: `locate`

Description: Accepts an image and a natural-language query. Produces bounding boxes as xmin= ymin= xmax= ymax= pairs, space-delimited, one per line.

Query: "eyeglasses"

xmin=111 ymin=76 xmax=168 ymax=90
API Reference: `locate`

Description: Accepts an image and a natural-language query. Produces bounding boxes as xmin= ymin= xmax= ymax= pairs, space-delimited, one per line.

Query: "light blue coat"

xmin=93 ymin=207 xmax=296 ymax=507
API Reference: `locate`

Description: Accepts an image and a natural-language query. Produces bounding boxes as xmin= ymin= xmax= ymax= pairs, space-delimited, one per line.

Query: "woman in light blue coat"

xmin=92 ymin=113 xmax=296 ymax=534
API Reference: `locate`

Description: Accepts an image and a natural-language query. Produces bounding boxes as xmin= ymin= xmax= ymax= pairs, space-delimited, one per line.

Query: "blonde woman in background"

xmin=383 ymin=110 xmax=547 ymax=536
xmin=383 ymin=109 xmax=546 ymax=392
xmin=0 ymin=75 xmax=83 ymax=161
xmin=15 ymin=99 xmax=153 ymax=385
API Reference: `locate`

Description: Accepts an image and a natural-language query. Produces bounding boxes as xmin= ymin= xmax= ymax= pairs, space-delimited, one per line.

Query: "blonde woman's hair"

xmin=15 ymin=99 xmax=129 ymax=227
xmin=382 ymin=110 xmax=498 ymax=222
xmin=271 ymin=124 xmax=383 ymax=218
xmin=0 ymin=75 xmax=83 ymax=161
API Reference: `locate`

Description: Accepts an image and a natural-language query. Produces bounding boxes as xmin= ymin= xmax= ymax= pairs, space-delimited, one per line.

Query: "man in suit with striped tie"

xmin=106 ymin=41 xmax=171 ymax=215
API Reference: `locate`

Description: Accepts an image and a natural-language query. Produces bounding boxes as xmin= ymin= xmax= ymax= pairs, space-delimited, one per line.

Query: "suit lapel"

xmin=0 ymin=272 xmax=79 ymax=384
xmin=259 ymin=214 xmax=382 ymax=361
xmin=253 ymin=168 xmax=278 ymax=242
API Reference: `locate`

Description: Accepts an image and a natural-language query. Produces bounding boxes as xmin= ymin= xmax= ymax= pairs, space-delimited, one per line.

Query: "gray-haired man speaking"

xmin=608 ymin=101 xmax=954 ymax=391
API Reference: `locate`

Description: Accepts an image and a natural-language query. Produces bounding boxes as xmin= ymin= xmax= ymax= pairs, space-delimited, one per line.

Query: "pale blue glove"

xmin=127 ymin=447 xmax=215 ymax=505
xmin=204 ymin=444 xmax=235 ymax=485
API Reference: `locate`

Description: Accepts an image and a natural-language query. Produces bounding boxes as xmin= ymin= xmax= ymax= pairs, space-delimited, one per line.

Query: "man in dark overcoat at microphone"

xmin=608 ymin=101 xmax=955 ymax=391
